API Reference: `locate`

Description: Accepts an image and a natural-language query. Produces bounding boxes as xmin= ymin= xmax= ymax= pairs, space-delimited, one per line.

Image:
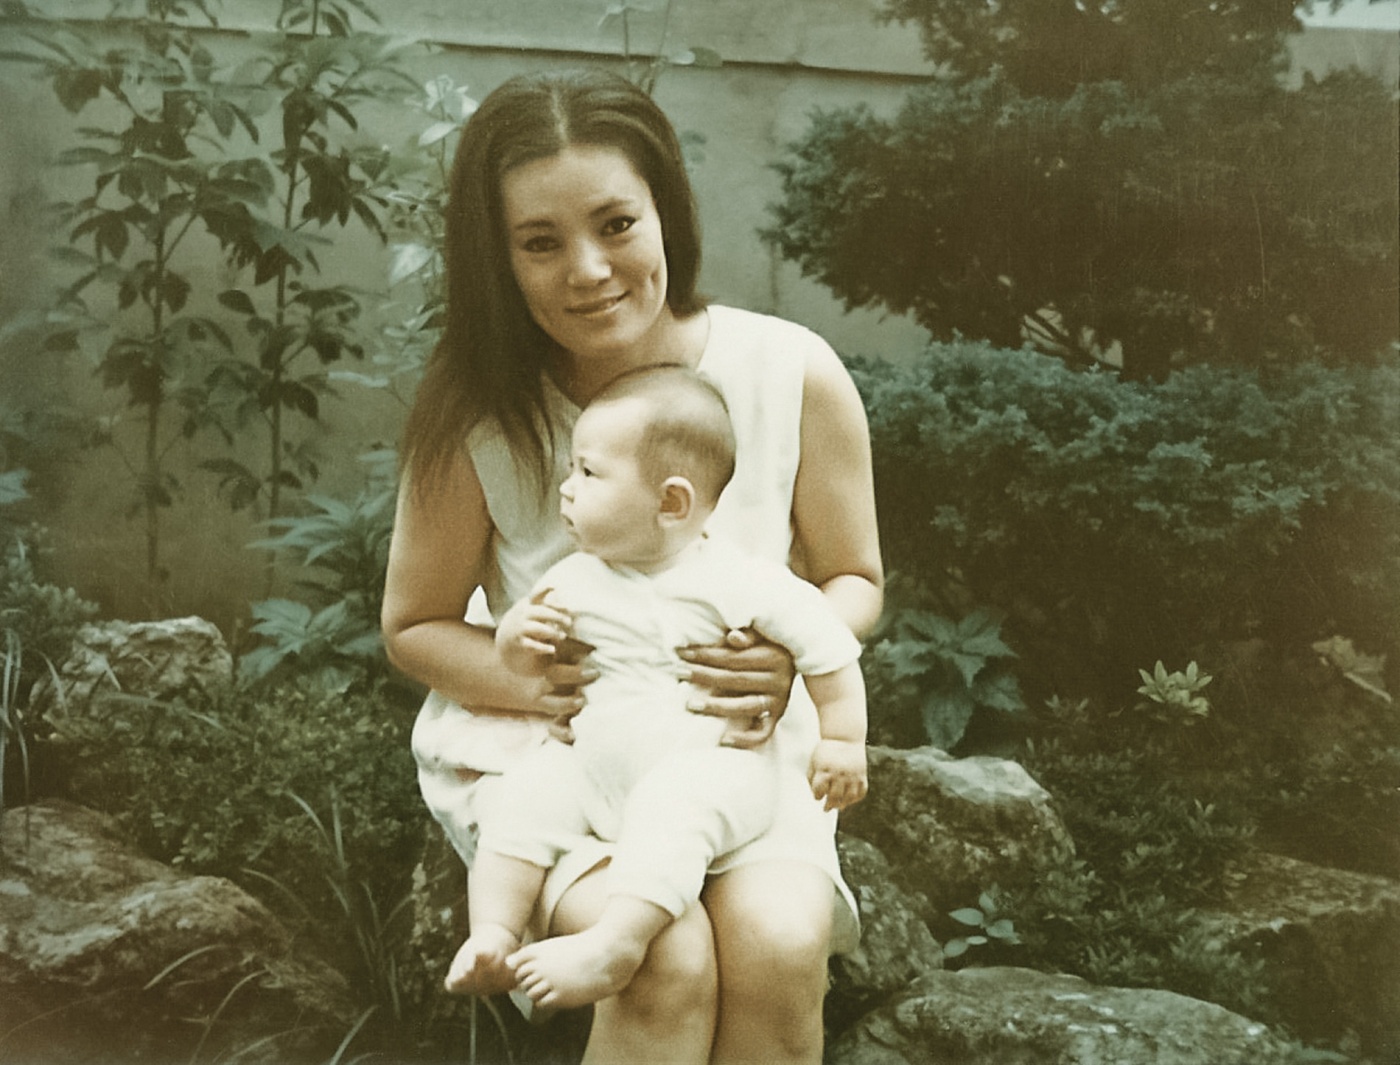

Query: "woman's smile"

xmin=568 ymin=292 xmax=628 ymax=317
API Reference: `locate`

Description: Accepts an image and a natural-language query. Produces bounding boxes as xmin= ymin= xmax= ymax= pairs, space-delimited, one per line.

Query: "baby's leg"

xmin=450 ymin=741 xmax=594 ymax=995
xmin=510 ymin=894 xmax=671 ymax=1010
xmin=510 ymin=747 xmax=776 ymax=1010
xmin=446 ymin=850 xmax=546 ymax=995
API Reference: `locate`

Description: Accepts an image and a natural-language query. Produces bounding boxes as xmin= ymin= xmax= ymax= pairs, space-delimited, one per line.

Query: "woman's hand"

xmin=679 ymin=628 xmax=796 ymax=749
xmin=536 ymin=633 xmax=596 ymax=743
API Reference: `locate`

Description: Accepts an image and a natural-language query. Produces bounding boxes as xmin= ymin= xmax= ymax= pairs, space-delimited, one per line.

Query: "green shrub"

xmin=241 ymin=449 xmax=396 ymax=689
xmin=851 ymin=345 xmax=1400 ymax=707
xmin=57 ymin=677 xmax=424 ymax=981
xmin=1007 ymin=695 xmax=1268 ymax=1019
xmin=61 ymin=676 xmax=419 ymax=881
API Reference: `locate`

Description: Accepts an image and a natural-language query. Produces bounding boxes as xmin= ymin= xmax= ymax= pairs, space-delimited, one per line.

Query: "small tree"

xmin=3 ymin=2 xmax=271 ymax=587
xmin=3 ymin=0 xmax=421 ymax=595
xmin=765 ymin=0 xmax=1398 ymax=377
xmin=202 ymin=0 xmax=417 ymax=519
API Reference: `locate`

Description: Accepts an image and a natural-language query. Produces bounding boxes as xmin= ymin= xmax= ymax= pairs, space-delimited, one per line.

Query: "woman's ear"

xmin=658 ymin=476 xmax=696 ymax=525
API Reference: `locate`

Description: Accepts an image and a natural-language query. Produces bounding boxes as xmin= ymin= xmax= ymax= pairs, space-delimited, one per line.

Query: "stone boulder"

xmin=0 ymin=800 xmax=353 ymax=1064
xmin=30 ymin=617 xmax=233 ymax=722
xmin=1206 ymin=849 xmax=1400 ymax=1060
xmin=827 ymin=834 xmax=944 ymax=1034
xmin=828 ymin=967 xmax=1296 ymax=1065
xmin=838 ymin=746 xmax=1074 ymax=921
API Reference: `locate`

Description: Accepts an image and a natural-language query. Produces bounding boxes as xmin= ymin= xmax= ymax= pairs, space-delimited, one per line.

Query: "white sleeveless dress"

xmin=410 ymin=304 xmax=859 ymax=951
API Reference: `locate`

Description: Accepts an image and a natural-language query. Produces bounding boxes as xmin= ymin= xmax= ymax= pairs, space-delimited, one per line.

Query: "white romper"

xmin=410 ymin=304 xmax=861 ymax=950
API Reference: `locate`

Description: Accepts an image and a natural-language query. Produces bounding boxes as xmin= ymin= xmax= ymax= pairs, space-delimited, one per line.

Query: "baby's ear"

xmin=659 ymin=476 xmax=696 ymax=524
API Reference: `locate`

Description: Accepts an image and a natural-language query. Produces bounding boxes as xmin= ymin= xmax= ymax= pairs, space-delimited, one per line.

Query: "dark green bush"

xmin=57 ymin=676 xmax=425 ymax=1006
xmin=62 ymin=677 xmax=420 ymax=891
xmin=1007 ymin=697 xmax=1270 ymax=1020
xmin=851 ymin=344 xmax=1400 ymax=707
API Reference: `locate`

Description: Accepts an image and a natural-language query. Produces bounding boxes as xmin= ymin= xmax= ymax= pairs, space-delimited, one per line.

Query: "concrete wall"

xmin=1 ymin=0 xmax=1395 ymax=627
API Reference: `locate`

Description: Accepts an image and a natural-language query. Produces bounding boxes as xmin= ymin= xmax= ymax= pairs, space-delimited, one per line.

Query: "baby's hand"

xmin=496 ymin=588 xmax=573 ymax=676
xmin=808 ymin=738 xmax=868 ymax=812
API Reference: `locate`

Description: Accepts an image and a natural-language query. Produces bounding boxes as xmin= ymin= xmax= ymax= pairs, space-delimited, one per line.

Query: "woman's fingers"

xmin=682 ymin=662 xmax=788 ymax=698
xmin=700 ymin=693 xmax=781 ymax=748
xmin=545 ymin=716 xmax=577 ymax=744
xmin=543 ymin=658 xmax=597 ymax=693
xmin=717 ymin=714 xmax=778 ymax=749
xmin=679 ymin=636 xmax=790 ymax=674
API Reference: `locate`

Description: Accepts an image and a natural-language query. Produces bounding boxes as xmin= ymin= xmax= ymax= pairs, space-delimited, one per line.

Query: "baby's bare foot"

xmin=509 ymin=927 xmax=646 ymax=1010
xmin=445 ymin=923 xmax=521 ymax=996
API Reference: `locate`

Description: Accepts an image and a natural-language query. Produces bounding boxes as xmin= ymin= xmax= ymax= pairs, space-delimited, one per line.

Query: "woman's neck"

xmin=551 ymin=307 xmax=710 ymax=407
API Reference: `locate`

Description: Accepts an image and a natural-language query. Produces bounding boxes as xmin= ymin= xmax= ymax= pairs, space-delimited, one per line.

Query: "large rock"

xmin=839 ymin=746 xmax=1073 ymax=920
xmin=827 ymin=835 xmax=944 ymax=1034
xmin=30 ymin=617 xmax=233 ymax=721
xmin=0 ymin=800 xmax=353 ymax=1064
xmin=1207 ymin=849 xmax=1400 ymax=1059
xmin=828 ymin=967 xmax=1296 ymax=1065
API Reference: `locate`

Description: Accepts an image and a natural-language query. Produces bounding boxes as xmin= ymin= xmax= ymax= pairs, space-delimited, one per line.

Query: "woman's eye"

xmin=602 ymin=216 xmax=636 ymax=237
xmin=521 ymin=235 xmax=558 ymax=254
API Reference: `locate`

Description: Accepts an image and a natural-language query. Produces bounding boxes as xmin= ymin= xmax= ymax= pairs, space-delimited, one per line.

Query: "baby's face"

xmin=559 ymin=400 xmax=666 ymax=567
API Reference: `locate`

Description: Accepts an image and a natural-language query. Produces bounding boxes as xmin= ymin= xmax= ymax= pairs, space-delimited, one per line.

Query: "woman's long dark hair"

xmin=401 ymin=68 xmax=706 ymax=493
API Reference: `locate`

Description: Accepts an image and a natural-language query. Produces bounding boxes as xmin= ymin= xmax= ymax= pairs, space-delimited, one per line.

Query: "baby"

xmin=446 ymin=364 xmax=868 ymax=1010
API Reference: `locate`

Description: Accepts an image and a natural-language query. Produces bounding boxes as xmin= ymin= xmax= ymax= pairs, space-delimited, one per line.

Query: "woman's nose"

xmin=567 ymin=239 xmax=610 ymax=286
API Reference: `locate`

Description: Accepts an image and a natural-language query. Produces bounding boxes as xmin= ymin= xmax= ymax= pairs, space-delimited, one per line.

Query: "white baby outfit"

xmin=411 ymin=304 xmax=861 ymax=949
xmin=479 ymin=537 xmax=860 ymax=918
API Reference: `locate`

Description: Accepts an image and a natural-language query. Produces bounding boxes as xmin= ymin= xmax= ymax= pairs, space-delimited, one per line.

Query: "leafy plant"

xmin=944 ymin=886 xmax=1021 ymax=962
xmin=864 ymin=601 xmax=1025 ymax=750
xmin=46 ymin=671 xmax=514 ymax=1059
xmin=240 ymin=449 xmax=396 ymax=688
xmin=1310 ymin=635 xmax=1391 ymax=705
xmin=600 ymin=0 xmax=723 ymax=96
xmin=0 ymin=530 xmax=98 ymax=816
xmin=1135 ymin=660 xmax=1213 ymax=726
xmin=245 ymin=789 xmax=413 ymax=1033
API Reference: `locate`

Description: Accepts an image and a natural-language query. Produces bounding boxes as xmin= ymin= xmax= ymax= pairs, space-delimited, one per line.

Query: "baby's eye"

xmin=602 ymin=216 xmax=636 ymax=238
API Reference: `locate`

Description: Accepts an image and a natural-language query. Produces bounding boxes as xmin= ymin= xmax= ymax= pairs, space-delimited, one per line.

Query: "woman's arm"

xmin=791 ymin=342 xmax=885 ymax=638
xmin=381 ymin=450 xmax=588 ymax=718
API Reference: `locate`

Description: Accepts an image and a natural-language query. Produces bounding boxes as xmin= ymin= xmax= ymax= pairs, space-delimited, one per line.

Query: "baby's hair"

xmin=587 ymin=365 xmax=736 ymax=505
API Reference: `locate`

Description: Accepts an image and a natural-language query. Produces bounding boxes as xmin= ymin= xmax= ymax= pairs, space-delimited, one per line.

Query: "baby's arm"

xmin=495 ymin=587 xmax=573 ymax=677
xmin=805 ymin=661 xmax=868 ymax=812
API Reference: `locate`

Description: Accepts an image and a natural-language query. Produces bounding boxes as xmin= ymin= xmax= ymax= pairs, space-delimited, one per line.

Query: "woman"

xmin=381 ymin=68 xmax=883 ymax=1065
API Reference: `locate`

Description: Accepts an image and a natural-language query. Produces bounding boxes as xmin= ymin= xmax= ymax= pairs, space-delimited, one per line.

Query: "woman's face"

xmin=501 ymin=144 xmax=671 ymax=367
